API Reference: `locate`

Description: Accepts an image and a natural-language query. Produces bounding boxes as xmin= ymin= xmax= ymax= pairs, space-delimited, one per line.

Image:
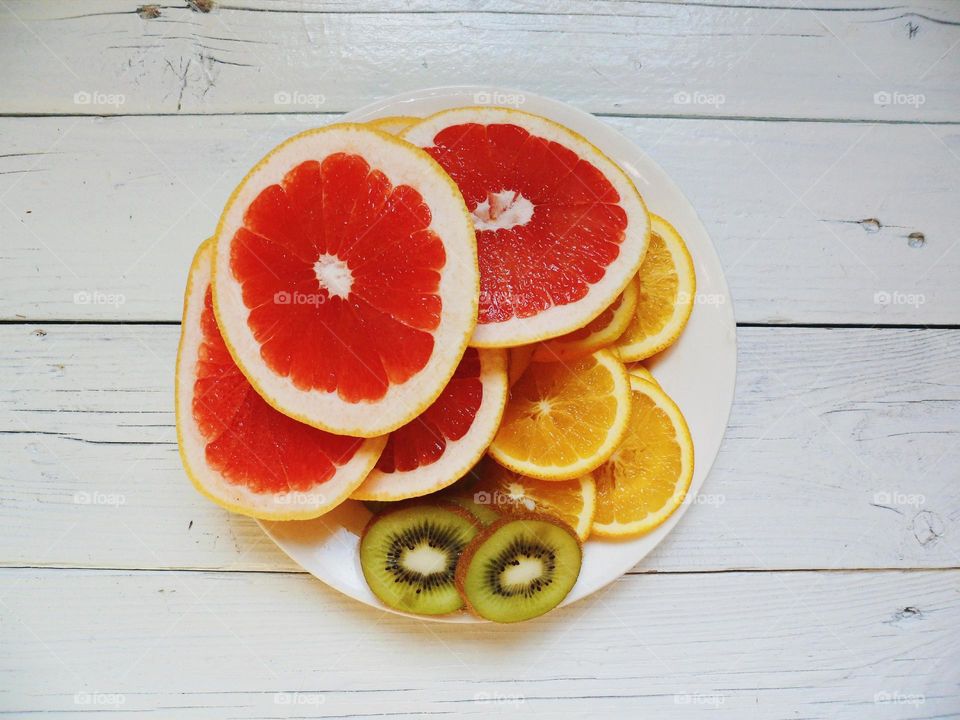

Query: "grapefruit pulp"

xmin=403 ymin=107 xmax=650 ymax=347
xmin=175 ymin=241 xmax=386 ymax=520
xmin=212 ymin=124 xmax=478 ymax=437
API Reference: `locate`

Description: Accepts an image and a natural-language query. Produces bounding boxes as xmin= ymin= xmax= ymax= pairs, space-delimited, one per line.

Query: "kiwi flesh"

xmin=360 ymin=502 xmax=480 ymax=615
xmin=456 ymin=514 xmax=582 ymax=623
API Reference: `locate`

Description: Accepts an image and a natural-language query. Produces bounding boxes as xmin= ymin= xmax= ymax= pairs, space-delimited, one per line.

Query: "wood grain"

xmin=2 ymin=325 xmax=957 ymax=574
xmin=2 ymin=115 xmax=957 ymax=324
xmin=1 ymin=567 xmax=957 ymax=717
xmin=1 ymin=0 xmax=958 ymax=120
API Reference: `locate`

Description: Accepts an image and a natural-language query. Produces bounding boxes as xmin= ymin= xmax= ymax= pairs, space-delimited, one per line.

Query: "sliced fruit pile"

xmin=175 ymin=106 xmax=698 ymax=623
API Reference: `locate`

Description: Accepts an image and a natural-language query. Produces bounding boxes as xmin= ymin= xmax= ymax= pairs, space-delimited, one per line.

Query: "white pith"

xmin=314 ymin=254 xmax=353 ymax=299
xmin=176 ymin=242 xmax=386 ymax=520
xmin=213 ymin=124 xmax=478 ymax=437
xmin=350 ymin=347 xmax=508 ymax=501
xmin=472 ymin=190 xmax=534 ymax=231
xmin=403 ymin=107 xmax=650 ymax=348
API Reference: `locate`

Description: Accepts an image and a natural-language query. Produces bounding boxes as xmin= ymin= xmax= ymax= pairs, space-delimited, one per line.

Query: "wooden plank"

xmin=2 ymin=325 xmax=957 ymax=573
xmin=0 ymin=0 xmax=958 ymax=120
xmin=1 ymin=567 xmax=957 ymax=717
xmin=2 ymin=114 xmax=958 ymax=324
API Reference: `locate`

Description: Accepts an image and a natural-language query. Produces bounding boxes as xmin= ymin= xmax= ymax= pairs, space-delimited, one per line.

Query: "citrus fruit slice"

xmin=507 ymin=345 xmax=535 ymax=387
xmin=175 ymin=241 xmax=386 ymax=520
xmin=367 ymin=116 xmax=419 ymax=134
xmin=614 ymin=214 xmax=696 ymax=362
xmin=469 ymin=459 xmax=596 ymax=540
xmin=489 ymin=349 xmax=631 ymax=481
xmin=532 ymin=277 xmax=639 ymax=362
xmin=351 ymin=348 xmax=508 ymax=501
xmin=212 ymin=124 xmax=478 ymax=437
xmin=591 ymin=376 xmax=694 ymax=538
xmin=403 ymin=107 xmax=650 ymax=347
xmin=627 ymin=363 xmax=659 ymax=387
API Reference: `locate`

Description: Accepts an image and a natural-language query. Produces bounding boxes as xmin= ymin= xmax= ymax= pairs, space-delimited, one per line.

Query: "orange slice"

xmin=533 ymin=277 xmax=639 ymax=362
xmin=627 ymin=363 xmax=659 ymax=387
xmin=591 ymin=376 xmax=694 ymax=538
xmin=212 ymin=123 xmax=478 ymax=437
xmin=615 ymin=214 xmax=695 ymax=362
xmin=469 ymin=459 xmax=596 ymax=540
xmin=489 ymin=349 xmax=631 ymax=481
xmin=367 ymin=115 xmax=419 ymax=135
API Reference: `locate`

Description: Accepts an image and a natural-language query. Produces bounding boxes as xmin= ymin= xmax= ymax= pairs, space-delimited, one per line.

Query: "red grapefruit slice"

xmin=351 ymin=347 xmax=508 ymax=501
xmin=213 ymin=124 xmax=478 ymax=437
xmin=176 ymin=241 xmax=386 ymax=520
xmin=403 ymin=107 xmax=650 ymax=348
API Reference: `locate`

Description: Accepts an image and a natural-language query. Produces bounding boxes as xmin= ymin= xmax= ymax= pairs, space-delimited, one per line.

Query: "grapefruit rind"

xmin=403 ymin=107 xmax=650 ymax=348
xmin=175 ymin=241 xmax=387 ymax=520
xmin=532 ymin=277 xmax=640 ymax=362
xmin=590 ymin=376 xmax=694 ymax=538
xmin=212 ymin=123 xmax=479 ymax=438
xmin=350 ymin=348 xmax=509 ymax=501
xmin=614 ymin=214 xmax=696 ymax=363
xmin=489 ymin=349 xmax=633 ymax=481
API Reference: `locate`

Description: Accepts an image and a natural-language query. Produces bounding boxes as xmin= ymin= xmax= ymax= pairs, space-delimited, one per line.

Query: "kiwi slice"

xmin=456 ymin=514 xmax=582 ymax=623
xmin=360 ymin=502 xmax=480 ymax=615
xmin=446 ymin=494 xmax=500 ymax=525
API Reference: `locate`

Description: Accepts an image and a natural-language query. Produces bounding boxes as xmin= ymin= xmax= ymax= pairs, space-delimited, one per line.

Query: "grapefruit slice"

xmin=532 ymin=277 xmax=639 ymax=362
xmin=175 ymin=241 xmax=386 ymax=520
xmin=403 ymin=107 xmax=650 ymax=347
xmin=351 ymin=347 xmax=508 ymax=501
xmin=212 ymin=124 xmax=478 ymax=437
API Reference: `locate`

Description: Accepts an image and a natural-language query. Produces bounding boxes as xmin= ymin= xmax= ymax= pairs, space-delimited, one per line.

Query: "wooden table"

xmin=2 ymin=1 xmax=958 ymax=717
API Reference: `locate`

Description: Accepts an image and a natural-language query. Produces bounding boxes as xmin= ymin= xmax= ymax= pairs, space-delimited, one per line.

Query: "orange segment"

xmin=591 ymin=376 xmax=694 ymax=538
xmin=489 ymin=349 xmax=631 ymax=481
xmin=469 ymin=460 xmax=596 ymax=539
xmin=615 ymin=214 xmax=695 ymax=362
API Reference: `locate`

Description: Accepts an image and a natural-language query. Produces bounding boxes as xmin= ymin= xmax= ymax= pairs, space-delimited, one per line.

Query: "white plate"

xmin=261 ymin=86 xmax=737 ymax=622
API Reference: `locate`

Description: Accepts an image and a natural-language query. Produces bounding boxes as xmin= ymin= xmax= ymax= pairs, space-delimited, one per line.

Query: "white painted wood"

xmin=2 ymin=325 xmax=957 ymax=573
xmin=2 ymin=115 xmax=957 ymax=324
xmin=1 ymin=0 xmax=957 ymax=120
xmin=1 ymin=567 xmax=957 ymax=718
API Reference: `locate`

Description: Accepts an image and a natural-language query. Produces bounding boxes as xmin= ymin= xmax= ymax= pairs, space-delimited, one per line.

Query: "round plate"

xmin=260 ymin=86 xmax=737 ymax=622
